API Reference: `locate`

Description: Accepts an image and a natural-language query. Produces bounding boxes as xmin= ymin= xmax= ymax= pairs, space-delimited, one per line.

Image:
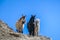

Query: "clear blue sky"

xmin=0 ymin=0 xmax=60 ymax=40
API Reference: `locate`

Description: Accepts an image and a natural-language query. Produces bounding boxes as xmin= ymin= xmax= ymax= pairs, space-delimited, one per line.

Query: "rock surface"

xmin=0 ymin=20 xmax=51 ymax=40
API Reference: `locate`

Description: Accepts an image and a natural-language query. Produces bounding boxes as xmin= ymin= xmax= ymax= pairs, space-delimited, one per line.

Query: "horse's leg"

xmin=16 ymin=29 xmax=19 ymax=32
xmin=37 ymin=31 xmax=38 ymax=36
xmin=34 ymin=28 xmax=35 ymax=36
xmin=19 ymin=29 xmax=23 ymax=33
xmin=21 ymin=30 xmax=23 ymax=33
xmin=21 ymin=28 xmax=23 ymax=33
xmin=32 ymin=31 xmax=34 ymax=36
xmin=35 ymin=27 xmax=38 ymax=36
xmin=29 ymin=28 xmax=32 ymax=35
xmin=29 ymin=27 xmax=32 ymax=36
xmin=16 ymin=27 xmax=20 ymax=33
xmin=19 ymin=27 xmax=23 ymax=33
xmin=28 ymin=25 xmax=32 ymax=35
xmin=29 ymin=30 xmax=31 ymax=35
xmin=18 ymin=27 xmax=22 ymax=33
xmin=32 ymin=26 xmax=35 ymax=36
xmin=34 ymin=27 xmax=38 ymax=36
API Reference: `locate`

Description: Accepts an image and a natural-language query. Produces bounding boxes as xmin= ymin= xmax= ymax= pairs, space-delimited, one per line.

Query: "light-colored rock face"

xmin=0 ymin=20 xmax=51 ymax=40
xmin=0 ymin=20 xmax=13 ymax=33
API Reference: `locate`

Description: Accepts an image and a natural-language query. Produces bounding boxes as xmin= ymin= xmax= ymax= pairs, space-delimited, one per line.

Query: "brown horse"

xmin=16 ymin=15 xmax=26 ymax=33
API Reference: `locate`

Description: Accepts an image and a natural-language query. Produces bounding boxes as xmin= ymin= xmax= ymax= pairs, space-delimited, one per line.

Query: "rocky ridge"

xmin=0 ymin=20 xmax=51 ymax=40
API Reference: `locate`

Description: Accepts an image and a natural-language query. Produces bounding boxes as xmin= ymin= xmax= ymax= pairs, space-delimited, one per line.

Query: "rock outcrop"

xmin=0 ymin=20 xmax=51 ymax=40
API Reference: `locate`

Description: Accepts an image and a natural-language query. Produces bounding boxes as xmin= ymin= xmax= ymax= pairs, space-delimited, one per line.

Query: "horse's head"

xmin=21 ymin=15 xmax=26 ymax=24
xmin=31 ymin=15 xmax=36 ymax=19
xmin=35 ymin=19 xmax=40 ymax=24
xmin=30 ymin=15 xmax=36 ymax=22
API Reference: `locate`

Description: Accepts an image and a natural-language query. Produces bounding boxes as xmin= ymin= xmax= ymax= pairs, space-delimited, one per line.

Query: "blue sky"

xmin=0 ymin=0 xmax=60 ymax=40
